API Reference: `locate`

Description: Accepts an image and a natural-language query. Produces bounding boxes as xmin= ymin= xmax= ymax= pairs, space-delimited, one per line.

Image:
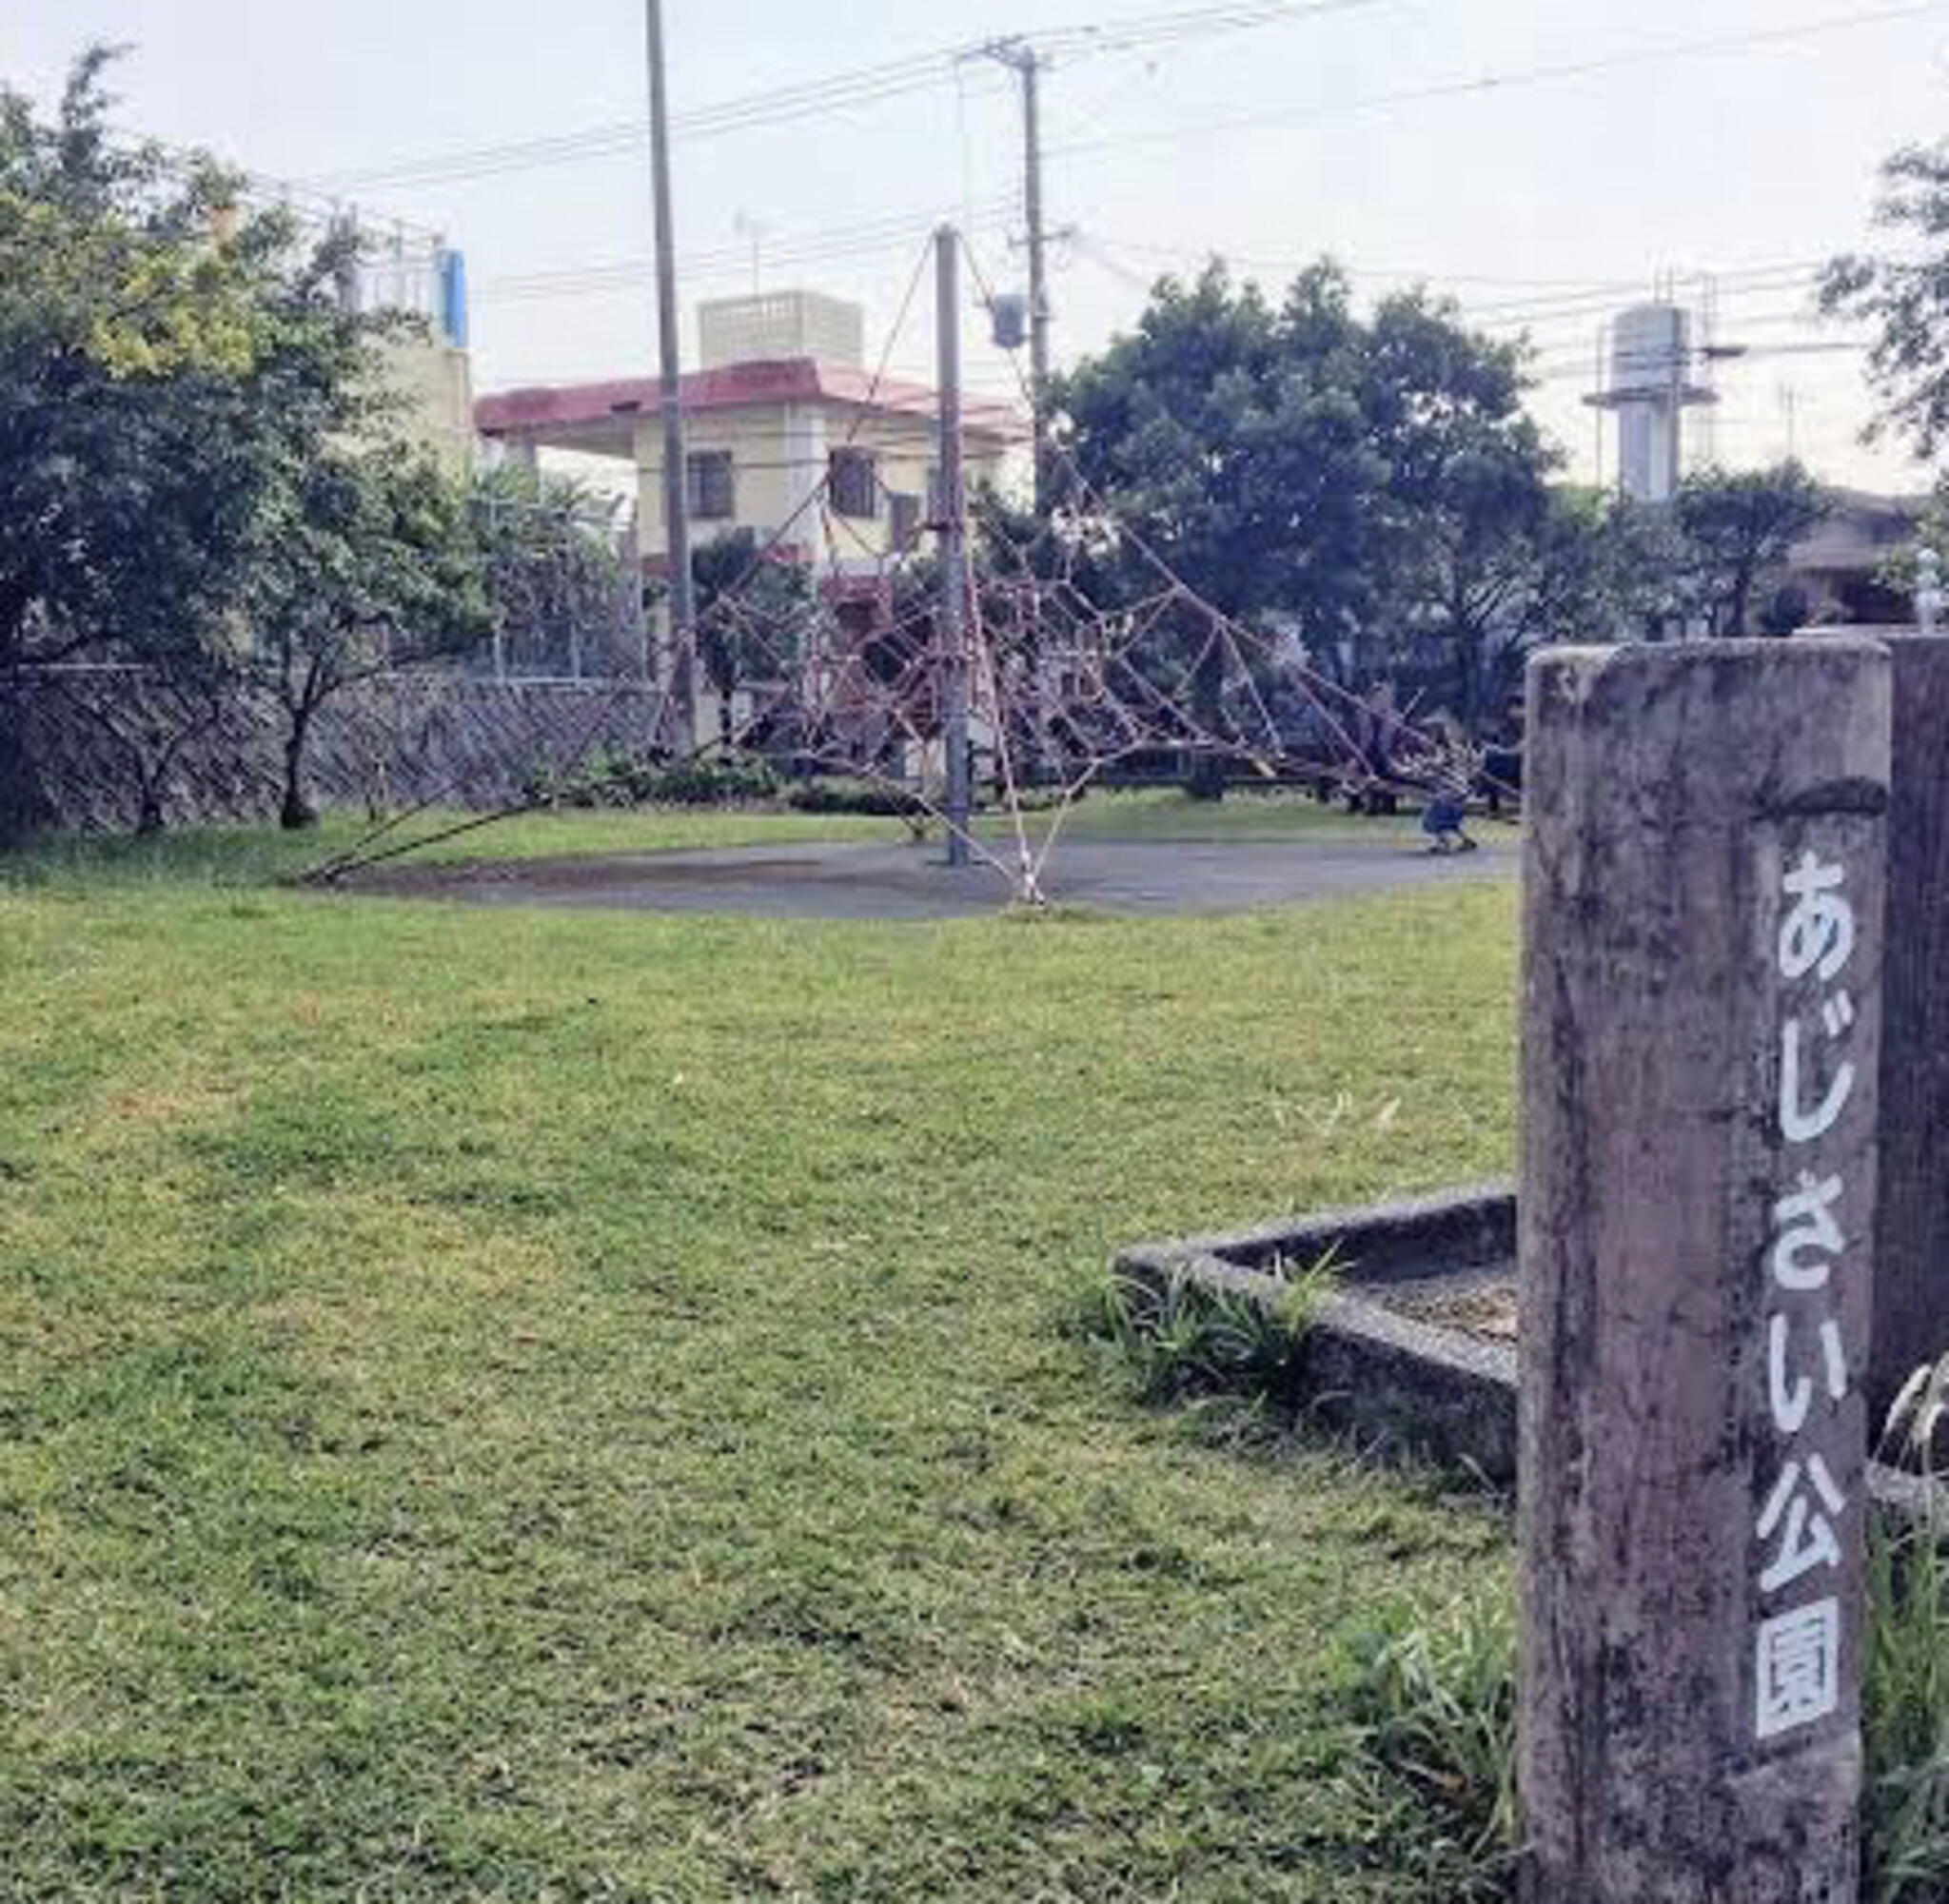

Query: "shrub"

xmin=527 ymin=750 xmax=779 ymax=809
xmin=783 ymin=775 xmax=926 ymax=818
xmin=1865 ymin=1358 xmax=1949 ymax=1903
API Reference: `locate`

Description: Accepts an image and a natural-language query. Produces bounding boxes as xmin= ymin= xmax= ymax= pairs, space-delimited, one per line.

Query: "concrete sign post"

xmin=1518 ymin=640 xmax=1891 ymax=1904
xmin=1869 ymin=634 xmax=1949 ymax=1426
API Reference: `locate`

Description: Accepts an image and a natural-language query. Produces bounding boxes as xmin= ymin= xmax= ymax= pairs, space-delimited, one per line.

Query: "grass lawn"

xmin=0 ymin=809 xmax=898 ymax=892
xmin=0 ymin=842 xmax=1517 ymax=1902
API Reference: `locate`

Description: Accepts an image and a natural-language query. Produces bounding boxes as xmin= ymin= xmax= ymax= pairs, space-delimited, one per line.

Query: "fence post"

xmin=1518 ymin=639 xmax=1890 ymax=1904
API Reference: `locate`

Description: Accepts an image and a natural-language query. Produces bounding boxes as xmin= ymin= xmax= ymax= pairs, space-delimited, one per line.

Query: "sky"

xmin=9 ymin=0 xmax=1949 ymax=497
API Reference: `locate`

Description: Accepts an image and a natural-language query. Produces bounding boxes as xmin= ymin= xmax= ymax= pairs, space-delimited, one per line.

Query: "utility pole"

xmin=645 ymin=0 xmax=695 ymax=748
xmin=984 ymin=38 xmax=1052 ymax=511
xmin=936 ymin=226 xmax=971 ymax=868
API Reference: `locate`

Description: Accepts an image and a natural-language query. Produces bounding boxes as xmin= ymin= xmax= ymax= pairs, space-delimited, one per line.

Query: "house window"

xmin=686 ymin=449 xmax=735 ymax=520
xmin=829 ymin=447 xmax=878 ymax=520
xmin=889 ymin=492 xmax=921 ymax=551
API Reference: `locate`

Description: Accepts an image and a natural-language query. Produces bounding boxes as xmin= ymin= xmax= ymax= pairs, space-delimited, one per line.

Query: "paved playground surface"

xmin=348 ymin=832 xmax=1519 ymax=921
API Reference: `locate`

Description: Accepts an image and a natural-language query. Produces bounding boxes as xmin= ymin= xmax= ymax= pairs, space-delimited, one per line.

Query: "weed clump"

xmin=1326 ymin=1352 xmax=1949 ymax=1902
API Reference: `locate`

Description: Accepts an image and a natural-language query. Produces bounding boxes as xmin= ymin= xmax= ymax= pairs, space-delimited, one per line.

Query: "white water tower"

xmin=1585 ymin=304 xmax=1717 ymax=503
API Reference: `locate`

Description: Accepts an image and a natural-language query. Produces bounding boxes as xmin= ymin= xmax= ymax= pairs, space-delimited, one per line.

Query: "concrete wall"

xmin=2 ymin=670 xmax=662 ymax=837
xmin=381 ymin=335 xmax=477 ymax=476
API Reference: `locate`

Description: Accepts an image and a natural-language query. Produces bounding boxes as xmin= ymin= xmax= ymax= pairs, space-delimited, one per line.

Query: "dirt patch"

xmin=332 ymin=836 xmax=1517 ymax=923
xmin=1374 ymin=1278 xmax=1519 ymax=1345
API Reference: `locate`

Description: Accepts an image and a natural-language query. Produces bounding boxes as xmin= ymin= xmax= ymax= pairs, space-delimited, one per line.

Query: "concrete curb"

xmin=1113 ymin=1181 xmax=1933 ymax=1509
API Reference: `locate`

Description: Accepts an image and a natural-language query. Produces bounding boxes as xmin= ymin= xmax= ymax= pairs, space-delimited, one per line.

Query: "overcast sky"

xmin=9 ymin=0 xmax=1949 ymax=494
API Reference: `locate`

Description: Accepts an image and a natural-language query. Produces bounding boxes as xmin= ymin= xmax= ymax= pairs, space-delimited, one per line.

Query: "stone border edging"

xmin=1112 ymin=1180 xmax=1936 ymax=1511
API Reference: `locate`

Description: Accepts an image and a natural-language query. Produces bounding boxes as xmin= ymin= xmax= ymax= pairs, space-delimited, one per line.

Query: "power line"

xmin=1073 ymin=234 xmax=1834 ymax=336
xmin=289 ymin=0 xmax=1398 ymax=194
xmin=471 ymin=200 xmax=1016 ymax=304
xmin=1049 ymin=3 xmax=1945 ymax=161
xmin=1081 ymin=231 xmax=1664 ymax=291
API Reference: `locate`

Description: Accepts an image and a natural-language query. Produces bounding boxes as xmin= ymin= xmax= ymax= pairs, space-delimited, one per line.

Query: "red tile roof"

xmin=476 ymin=357 xmax=1021 ymax=440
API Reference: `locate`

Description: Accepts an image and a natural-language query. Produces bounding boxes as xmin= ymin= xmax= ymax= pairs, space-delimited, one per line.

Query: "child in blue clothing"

xmin=1421 ymin=792 xmax=1475 ymax=854
xmin=1419 ymin=735 xmax=1481 ymax=854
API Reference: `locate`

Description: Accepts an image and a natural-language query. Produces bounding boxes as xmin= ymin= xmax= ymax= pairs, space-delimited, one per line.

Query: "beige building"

xmin=381 ymin=331 xmax=476 ymax=475
xmin=341 ymin=229 xmax=477 ymax=475
xmin=476 ymin=289 xmax=1019 ymax=579
xmin=475 ymin=291 xmax=1023 ymax=751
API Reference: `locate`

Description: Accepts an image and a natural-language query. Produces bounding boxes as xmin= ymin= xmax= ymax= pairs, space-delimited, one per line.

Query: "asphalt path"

xmin=348 ymin=833 xmax=1518 ymax=921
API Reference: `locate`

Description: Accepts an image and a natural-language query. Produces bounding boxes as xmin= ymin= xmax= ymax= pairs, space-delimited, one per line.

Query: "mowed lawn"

xmin=0 ymin=832 xmax=1516 ymax=1903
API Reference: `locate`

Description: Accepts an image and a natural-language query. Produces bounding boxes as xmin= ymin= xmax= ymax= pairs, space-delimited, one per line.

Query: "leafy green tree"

xmin=1359 ymin=290 xmax=1564 ymax=726
xmin=247 ymin=447 xmax=490 ymax=829
xmin=690 ymin=528 xmax=815 ymax=740
xmin=1822 ymin=142 xmax=1949 ymax=460
xmin=1054 ymin=264 xmax=1377 ymax=795
xmin=473 ymin=464 xmax=632 ymax=679
xmin=0 ymin=49 xmax=371 ymax=679
xmin=1387 ymin=482 xmax=1638 ymax=730
xmin=1053 ymin=261 xmax=1563 ymax=780
xmin=1 ymin=50 xmax=234 ymax=704
xmin=1671 ymin=462 xmax=1829 ymax=638
xmin=0 ymin=48 xmax=435 ymax=835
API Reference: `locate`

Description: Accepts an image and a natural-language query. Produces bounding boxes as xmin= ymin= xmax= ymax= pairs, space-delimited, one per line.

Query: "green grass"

xmin=0 ymin=840 xmax=1518 ymax=1901
xmin=0 ymin=807 xmax=901 ymax=891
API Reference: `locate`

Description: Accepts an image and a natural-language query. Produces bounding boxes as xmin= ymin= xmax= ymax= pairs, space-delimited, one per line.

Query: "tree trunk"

xmin=1728 ymin=565 xmax=1755 ymax=641
xmin=0 ymin=685 xmax=46 ymax=848
xmin=280 ymin=706 xmax=318 ymax=831
xmin=1453 ymin=619 xmax=1484 ymax=734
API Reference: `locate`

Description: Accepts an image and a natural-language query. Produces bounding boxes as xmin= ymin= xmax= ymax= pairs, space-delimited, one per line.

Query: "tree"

xmin=690 ymin=529 xmax=815 ymax=741
xmin=473 ymin=464 xmax=632 ymax=680
xmin=1052 ymin=261 xmax=1564 ymax=782
xmin=1387 ymin=482 xmax=1644 ymax=731
xmin=0 ymin=50 xmax=365 ymax=679
xmin=1356 ymin=290 xmax=1565 ymax=728
xmin=1054 ymin=264 xmax=1379 ymax=795
xmin=2 ymin=49 xmax=276 ymax=837
xmin=1822 ymin=141 xmax=1949 ymax=460
xmin=247 ymin=446 xmax=489 ymax=829
xmin=1670 ymin=462 xmax=1829 ymax=638
xmin=0 ymin=48 xmax=423 ymax=836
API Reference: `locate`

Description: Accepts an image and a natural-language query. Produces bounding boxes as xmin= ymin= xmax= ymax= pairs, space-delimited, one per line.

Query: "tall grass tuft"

xmin=1343 ymin=1587 xmax=1521 ymax=1894
xmin=1079 ymin=1258 xmax=1332 ymax=1408
xmin=1328 ymin=1355 xmax=1949 ymax=1901
xmin=1865 ymin=1354 xmax=1949 ymax=1903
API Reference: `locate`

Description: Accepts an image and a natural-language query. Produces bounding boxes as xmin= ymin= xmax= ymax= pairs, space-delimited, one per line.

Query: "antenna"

xmin=1698 ymin=273 xmax=1721 ymax=466
xmin=732 ymin=211 xmax=770 ymax=295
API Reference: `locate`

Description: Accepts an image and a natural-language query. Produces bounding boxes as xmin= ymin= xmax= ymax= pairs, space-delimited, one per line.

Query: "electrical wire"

xmin=288 ymin=0 xmax=1400 ymax=195
xmin=1048 ymin=3 xmax=1945 ymax=162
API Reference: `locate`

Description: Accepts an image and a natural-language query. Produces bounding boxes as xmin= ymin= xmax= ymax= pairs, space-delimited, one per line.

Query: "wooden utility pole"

xmin=984 ymin=38 xmax=1052 ymax=510
xmin=645 ymin=0 xmax=695 ymax=747
xmin=1519 ymin=639 xmax=1891 ymax=1903
xmin=936 ymin=226 xmax=970 ymax=868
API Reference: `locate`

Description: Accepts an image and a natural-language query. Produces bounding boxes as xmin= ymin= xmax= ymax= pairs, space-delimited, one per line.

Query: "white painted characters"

xmin=1754 ymin=846 xmax=1859 ymax=1746
xmin=1770 ymin=1173 xmax=1845 ymax=1290
xmin=1756 ymin=1597 xmax=1842 ymax=1741
xmin=1756 ymin=1455 xmax=1845 ymax=1595
xmin=1778 ymin=850 xmax=1857 ymax=982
